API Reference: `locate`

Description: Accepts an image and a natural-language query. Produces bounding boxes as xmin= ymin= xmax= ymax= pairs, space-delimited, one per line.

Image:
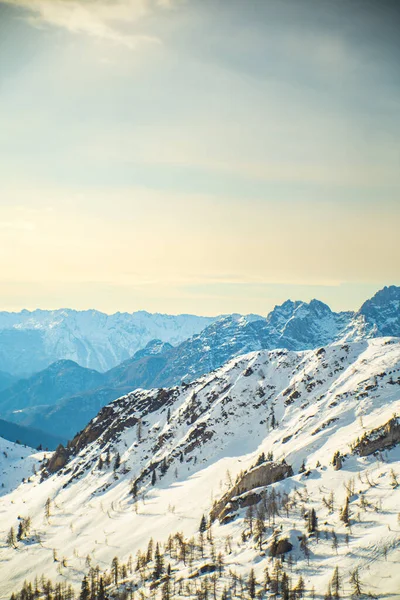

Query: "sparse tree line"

xmin=8 ymin=477 xmax=385 ymax=600
xmin=7 ymin=421 xmax=398 ymax=600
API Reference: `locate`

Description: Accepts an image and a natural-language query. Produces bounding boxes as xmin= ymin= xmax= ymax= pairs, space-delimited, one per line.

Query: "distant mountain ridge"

xmin=0 ymin=418 xmax=66 ymax=450
xmin=1 ymin=286 xmax=399 ymax=441
xmin=0 ymin=309 xmax=217 ymax=376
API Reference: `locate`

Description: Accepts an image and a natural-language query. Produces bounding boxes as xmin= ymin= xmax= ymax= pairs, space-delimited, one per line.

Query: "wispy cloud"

xmin=1 ymin=0 xmax=179 ymax=47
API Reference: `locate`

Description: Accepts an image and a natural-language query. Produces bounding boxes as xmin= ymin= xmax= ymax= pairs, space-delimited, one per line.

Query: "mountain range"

xmin=1 ymin=335 xmax=399 ymax=598
xmin=0 ymin=309 xmax=216 ymax=376
xmin=0 ymin=286 xmax=399 ymax=442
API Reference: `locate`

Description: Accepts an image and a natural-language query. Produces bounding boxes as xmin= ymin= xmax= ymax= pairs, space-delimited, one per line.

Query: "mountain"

xmin=0 ymin=370 xmax=16 ymax=392
xmin=0 ymin=360 xmax=104 ymax=414
xmin=4 ymin=341 xmax=176 ymax=440
xmin=259 ymin=298 xmax=354 ymax=349
xmin=3 ymin=286 xmax=399 ymax=441
xmin=1 ymin=337 xmax=399 ymax=598
xmin=0 ymin=418 xmax=66 ymax=450
xmin=0 ymin=309 xmax=217 ymax=376
xmin=346 ymin=284 xmax=400 ymax=339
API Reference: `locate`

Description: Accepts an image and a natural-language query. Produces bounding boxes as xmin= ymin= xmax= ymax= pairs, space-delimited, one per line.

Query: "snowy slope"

xmin=0 ymin=437 xmax=47 ymax=496
xmin=0 ymin=309 xmax=217 ymax=375
xmin=1 ymin=338 xmax=400 ymax=598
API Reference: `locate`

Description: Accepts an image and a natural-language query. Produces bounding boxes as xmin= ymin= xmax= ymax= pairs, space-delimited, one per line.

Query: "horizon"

xmin=0 ymin=0 xmax=399 ymax=315
xmin=0 ymin=282 xmax=397 ymax=318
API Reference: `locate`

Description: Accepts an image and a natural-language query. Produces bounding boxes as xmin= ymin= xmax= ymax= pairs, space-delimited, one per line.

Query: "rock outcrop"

xmin=210 ymin=461 xmax=293 ymax=522
xmin=352 ymin=416 xmax=400 ymax=457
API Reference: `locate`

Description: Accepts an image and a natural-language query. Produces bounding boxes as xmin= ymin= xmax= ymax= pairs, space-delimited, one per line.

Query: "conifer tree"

xmin=349 ymin=567 xmax=362 ymax=597
xmin=199 ymin=514 xmax=207 ymax=534
xmin=6 ymin=527 xmax=17 ymax=549
xmin=45 ymin=497 xmax=51 ymax=520
xmin=296 ymin=575 xmax=305 ymax=598
xmin=248 ymin=569 xmax=257 ymax=599
xmin=341 ymin=497 xmax=350 ymax=526
xmin=111 ymin=556 xmax=119 ymax=586
xmin=308 ymin=508 xmax=318 ymax=533
xmin=79 ymin=576 xmax=90 ymax=600
xmin=97 ymin=578 xmax=106 ymax=600
xmin=114 ymin=452 xmax=121 ymax=471
xmin=137 ymin=419 xmax=143 ymax=443
xmin=331 ymin=566 xmax=341 ymax=599
xmin=153 ymin=543 xmax=164 ymax=581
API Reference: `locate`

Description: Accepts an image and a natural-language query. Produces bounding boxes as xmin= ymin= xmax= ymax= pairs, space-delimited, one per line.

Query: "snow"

xmin=0 ymin=309 xmax=217 ymax=375
xmin=0 ymin=337 xmax=399 ymax=598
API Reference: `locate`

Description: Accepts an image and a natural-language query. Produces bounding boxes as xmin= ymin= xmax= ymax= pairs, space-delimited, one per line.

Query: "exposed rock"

xmin=189 ymin=564 xmax=216 ymax=578
xmin=210 ymin=461 xmax=293 ymax=522
xmin=352 ymin=416 xmax=400 ymax=457
xmin=270 ymin=537 xmax=293 ymax=557
xmin=46 ymin=444 xmax=70 ymax=474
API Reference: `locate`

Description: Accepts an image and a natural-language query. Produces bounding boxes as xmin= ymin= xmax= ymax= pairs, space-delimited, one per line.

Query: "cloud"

xmin=1 ymin=0 xmax=179 ymax=47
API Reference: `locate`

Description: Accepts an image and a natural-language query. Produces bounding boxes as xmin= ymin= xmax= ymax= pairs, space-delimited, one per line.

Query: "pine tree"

xmin=270 ymin=408 xmax=276 ymax=430
xmin=349 ymin=567 xmax=362 ymax=597
xmin=45 ymin=497 xmax=51 ymax=520
xmin=245 ymin=505 xmax=254 ymax=535
xmin=114 ymin=452 xmax=121 ymax=471
xmin=98 ymin=456 xmax=104 ymax=470
xmin=308 ymin=508 xmax=318 ymax=533
xmin=341 ymin=497 xmax=350 ymax=526
xmin=331 ymin=566 xmax=341 ymax=599
xmin=79 ymin=576 xmax=90 ymax=600
xmin=199 ymin=514 xmax=207 ymax=533
xmin=111 ymin=556 xmax=119 ymax=586
xmin=153 ymin=543 xmax=164 ymax=581
xmin=131 ymin=479 xmax=138 ymax=498
xmin=137 ymin=419 xmax=143 ymax=443
xmin=295 ymin=575 xmax=305 ymax=598
xmin=160 ymin=457 xmax=168 ymax=475
xmin=97 ymin=578 xmax=106 ymax=600
xmin=248 ymin=569 xmax=257 ymax=599
xmin=151 ymin=469 xmax=157 ymax=485
xmin=6 ymin=527 xmax=17 ymax=549
xmin=281 ymin=573 xmax=290 ymax=600
xmin=324 ymin=584 xmax=333 ymax=600
xmin=146 ymin=538 xmax=154 ymax=563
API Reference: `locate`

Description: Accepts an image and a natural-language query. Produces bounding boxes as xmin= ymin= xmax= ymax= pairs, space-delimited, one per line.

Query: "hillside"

xmin=1 ymin=337 xmax=399 ymax=599
xmin=0 ymin=309 xmax=216 ymax=376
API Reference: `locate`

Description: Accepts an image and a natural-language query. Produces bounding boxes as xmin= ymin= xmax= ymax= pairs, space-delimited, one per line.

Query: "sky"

xmin=0 ymin=0 xmax=399 ymax=316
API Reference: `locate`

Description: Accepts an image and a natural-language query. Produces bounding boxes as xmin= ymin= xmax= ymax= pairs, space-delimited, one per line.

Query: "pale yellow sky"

xmin=0 ymin=0 xmax=399 ymax=315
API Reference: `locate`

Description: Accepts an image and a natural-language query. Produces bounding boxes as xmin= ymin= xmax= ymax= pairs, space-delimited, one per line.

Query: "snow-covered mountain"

xmin=1 ymin=337 xmax=399 ymax=598
xmin=0 ymin=309 xmax=217 ymax=376
xmin=343 ymin=284 xmax=400 ymax=340
xmin=2 ymin=287 xmax=399 ymax=442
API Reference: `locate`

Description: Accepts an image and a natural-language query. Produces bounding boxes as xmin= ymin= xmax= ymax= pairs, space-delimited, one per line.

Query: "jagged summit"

xmin=2 ymin=286 xmax=399 ymax=441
